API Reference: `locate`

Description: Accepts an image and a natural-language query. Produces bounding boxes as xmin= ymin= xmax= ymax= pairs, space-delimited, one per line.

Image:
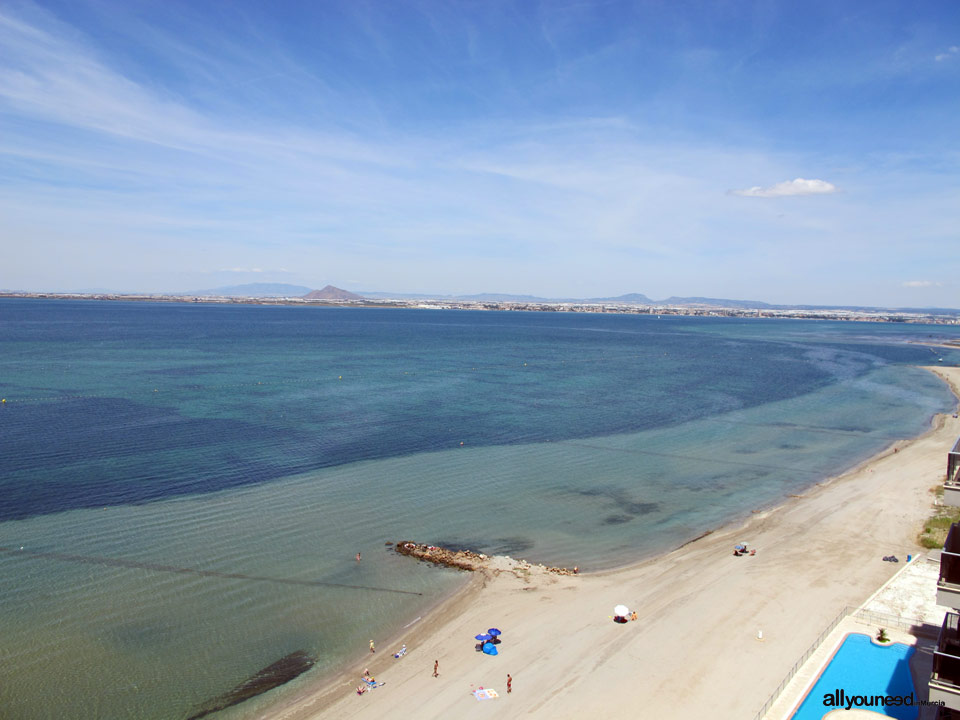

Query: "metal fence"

xmin=749 ymin=606 xmax=852 ymax=720
xmin=852 ymin=607 xmax=932 ymax=635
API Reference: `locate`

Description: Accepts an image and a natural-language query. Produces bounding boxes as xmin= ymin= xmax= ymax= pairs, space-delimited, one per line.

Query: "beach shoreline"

xmin=257 ymin=365 xmax=960 ymax=720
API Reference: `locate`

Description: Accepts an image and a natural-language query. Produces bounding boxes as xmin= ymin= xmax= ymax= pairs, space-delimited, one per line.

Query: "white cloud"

xmin=935 ymin=46 xmax=959 ymax=62
xmin=902 ymin=280 xmax=942 ymax=288
xmin=2 ymin=6 xmax=956 ymax=305
xmin=731 ymin=177 xmax=838 ymax=198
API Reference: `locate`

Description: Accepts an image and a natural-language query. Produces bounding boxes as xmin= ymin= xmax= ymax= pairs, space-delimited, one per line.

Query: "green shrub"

xmin=918 ymin=487 xmax=960 ymax=549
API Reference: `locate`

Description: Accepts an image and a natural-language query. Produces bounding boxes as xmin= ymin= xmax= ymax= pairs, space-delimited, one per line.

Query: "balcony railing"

xmin=940 ymin=525 xmax=960 ymax=588
xmin=932 ymin=613 xmax=960 ymax=711
xmin=949 ymin=436 xmax=960 ymax=485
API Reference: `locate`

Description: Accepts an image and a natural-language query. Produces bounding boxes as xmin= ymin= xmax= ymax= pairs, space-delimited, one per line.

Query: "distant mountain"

xmin=167 ymin=284 xmax=960 ymax=314
xmin=184 ymin=283 xmax=314 ymax=297
xmin=586 ymin=293 xmax=654 ymax=304
xmin=658 ymin=296 xmax=775 ymax=309
xmin=303 ymin=285 xmax=363 ymax=300
xmin=6 ymin=284 xmax=959 ymax=314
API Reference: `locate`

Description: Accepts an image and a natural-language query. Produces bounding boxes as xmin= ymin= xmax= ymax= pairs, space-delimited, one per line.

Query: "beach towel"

xmin=473 ymin=688 xmax=499 ymax=700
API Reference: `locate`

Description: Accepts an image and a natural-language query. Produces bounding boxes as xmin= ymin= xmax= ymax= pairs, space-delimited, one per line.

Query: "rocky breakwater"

xmin=392 ymin=541 xmax=579 ymax=576
xmin=393 ymin=541 xmax=489 ymax=571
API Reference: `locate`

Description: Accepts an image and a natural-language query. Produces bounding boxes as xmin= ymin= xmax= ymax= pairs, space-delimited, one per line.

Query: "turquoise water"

xmin=1 ymin=299 xmax=958 ymax=719
xmin=791 ymin=633 xmax=917 ymax=720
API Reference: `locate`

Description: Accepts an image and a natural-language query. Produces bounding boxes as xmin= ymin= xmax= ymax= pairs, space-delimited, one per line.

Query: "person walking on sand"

xmin=433 ymin=660 xmax=439 ymax=677
xmin=369 ymin=640 xmax=375 ymax=653
xmin=507 ymin=674 xmax=512 ymax=694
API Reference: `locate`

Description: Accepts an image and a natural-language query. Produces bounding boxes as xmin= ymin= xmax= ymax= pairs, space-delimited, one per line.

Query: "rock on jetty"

xmin=393 ymin=541 xmax=579 ymax=576
xmin=394 ymin=541 xmax=488 ymax=571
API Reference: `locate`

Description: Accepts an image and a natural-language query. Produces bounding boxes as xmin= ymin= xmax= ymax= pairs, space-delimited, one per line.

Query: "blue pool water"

xmin=791 ymin=633 xmax=917 ymax=720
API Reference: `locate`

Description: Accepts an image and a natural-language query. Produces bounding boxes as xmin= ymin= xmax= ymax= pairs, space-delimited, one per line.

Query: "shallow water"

xmin=0 ymin=299 xmax=958 ymax=719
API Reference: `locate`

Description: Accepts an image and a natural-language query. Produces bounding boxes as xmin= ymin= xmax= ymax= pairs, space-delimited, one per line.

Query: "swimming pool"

xmin=790 ymin=633 xmax=917 ymax=720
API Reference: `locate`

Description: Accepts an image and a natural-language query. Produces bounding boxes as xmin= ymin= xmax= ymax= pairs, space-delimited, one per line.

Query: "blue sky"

xmin=1 ymin=0 xmax=958 ymax=305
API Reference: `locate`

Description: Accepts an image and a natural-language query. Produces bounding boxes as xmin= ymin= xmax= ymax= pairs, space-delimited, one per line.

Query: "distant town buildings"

xmin=2 ymin=291 xmax=959 ymax=325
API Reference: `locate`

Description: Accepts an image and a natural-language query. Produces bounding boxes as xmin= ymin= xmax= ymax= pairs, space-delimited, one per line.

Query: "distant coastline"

xmin=3 ymin=290 xmax=960 ymax=325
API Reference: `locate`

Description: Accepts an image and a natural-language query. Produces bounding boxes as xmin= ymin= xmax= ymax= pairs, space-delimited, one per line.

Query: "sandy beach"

xmin=263 ymin=366 xmax=960 ymax=720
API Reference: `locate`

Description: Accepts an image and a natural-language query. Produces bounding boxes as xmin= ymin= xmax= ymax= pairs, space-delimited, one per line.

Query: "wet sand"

xmin=262 ymin=366 xmax=960 ymax=720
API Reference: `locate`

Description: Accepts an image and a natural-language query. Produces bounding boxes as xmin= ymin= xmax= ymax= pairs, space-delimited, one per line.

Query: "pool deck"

xmin=762 ymin=553 xmax=946 ymax=720
xmin=860 ymin=553 xmax=946 ymax=628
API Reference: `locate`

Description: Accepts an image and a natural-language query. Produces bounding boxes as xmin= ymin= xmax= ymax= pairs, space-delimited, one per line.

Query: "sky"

xmin=1 ymin=0 xmax=958 ymax=306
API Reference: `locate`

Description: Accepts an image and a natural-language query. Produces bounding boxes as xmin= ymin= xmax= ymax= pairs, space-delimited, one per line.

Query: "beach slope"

xmin=269 ymin=366 xmax=960 ymax=720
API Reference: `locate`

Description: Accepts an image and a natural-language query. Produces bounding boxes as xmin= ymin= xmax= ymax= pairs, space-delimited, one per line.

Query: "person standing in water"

xmin=356 ymin=552 xmax=362 ymax=562
xmin=369 ymin=640 xmax=375 ymax=653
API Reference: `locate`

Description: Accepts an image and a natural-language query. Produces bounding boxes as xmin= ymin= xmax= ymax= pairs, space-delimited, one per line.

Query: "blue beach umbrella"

xmin=475 ymin=634 xmax=492 ymax=642
xmin=487 ymin=628 xmax=501 ymax=636
xmin=482 ymin=642 xmax=498 ymax=656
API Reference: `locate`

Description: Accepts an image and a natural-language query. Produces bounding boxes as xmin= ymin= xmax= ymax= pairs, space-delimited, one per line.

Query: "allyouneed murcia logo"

xmin=822 ymin=689 xmax=944 ymax=710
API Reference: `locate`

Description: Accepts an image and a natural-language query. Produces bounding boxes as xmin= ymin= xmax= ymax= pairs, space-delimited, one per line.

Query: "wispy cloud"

xmin=731 ymin=178 xmax=838 ymax=198
xmin=1 ymin=3 xmax=957 ymax=306
xmin=935 ymin=46 xmax=959 ymax=62
xmin=902 ymin=280 xmax=942 ymax=288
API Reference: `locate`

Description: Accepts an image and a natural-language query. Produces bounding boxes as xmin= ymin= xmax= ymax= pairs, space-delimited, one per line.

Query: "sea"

xmin=1 ymin=297 xmax=959 ymax=720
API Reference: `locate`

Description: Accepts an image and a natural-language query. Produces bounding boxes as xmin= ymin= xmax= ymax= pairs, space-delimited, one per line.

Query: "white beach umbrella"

xmin=614 ymin=604 xmax=630 ymax=617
